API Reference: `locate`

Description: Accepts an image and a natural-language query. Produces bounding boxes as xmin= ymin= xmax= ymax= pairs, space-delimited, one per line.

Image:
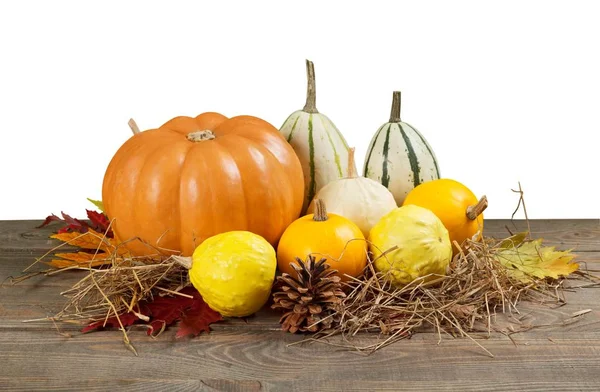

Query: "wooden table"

xmin=1 ymin=219 xmax=599 ymax=391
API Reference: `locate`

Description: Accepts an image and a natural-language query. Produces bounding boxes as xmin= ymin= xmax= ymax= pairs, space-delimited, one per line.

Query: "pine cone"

xmin=271 ymin=255 xmax=346 ymax=333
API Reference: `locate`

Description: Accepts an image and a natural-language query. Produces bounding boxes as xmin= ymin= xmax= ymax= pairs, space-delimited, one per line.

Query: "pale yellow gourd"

xmin=369 ymin=205 xmax=452 ymax=287
xmin=307 ymin=148 xmax=397 ymax=237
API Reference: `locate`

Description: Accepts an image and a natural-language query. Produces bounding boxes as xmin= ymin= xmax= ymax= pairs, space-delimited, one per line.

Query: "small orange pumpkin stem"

xmin=313 ymin=199 xmax=329 ymax=221
xmin=187 ymin=130 xmax=215 ymax=142
xmin=303 ymin=59 xmax=318 ymax=114
xmin=389 ymin=91 xmax=401 ymax=123
xmin=128 ymin=118 xmax=141 ymax=135
xmin=466 ymin=196 xmax=488 ymax=220
xmin=347 ymin=148 xmax=358 ymax=178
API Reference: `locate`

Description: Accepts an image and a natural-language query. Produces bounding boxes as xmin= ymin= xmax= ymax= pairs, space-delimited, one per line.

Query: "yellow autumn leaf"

xmin=49 ymin=251 xmax=112 ymax=268
xmin=494 ymin=238 xmax=578 ymax=282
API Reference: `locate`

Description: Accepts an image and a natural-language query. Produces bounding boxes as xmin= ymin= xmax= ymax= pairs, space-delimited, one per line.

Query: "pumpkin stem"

xmin=313 ymin=199 xmax=329 ymax=221
xmin=172 ymin=255 xmax=193 ymax=270
xmin=347 ymin=147 xmax=358 ymax=178
xmin=303 ymin=59 xmax=319 ymax=114
xmin=389 ymin=91 xmax=401 ymax=123
xmin=466 ymin=196 xmax=488 ymax=220
xmin=187 ymin=130 xmax=215 ymax=142
xmin=128 ymin=118 xmax=141 ymax=135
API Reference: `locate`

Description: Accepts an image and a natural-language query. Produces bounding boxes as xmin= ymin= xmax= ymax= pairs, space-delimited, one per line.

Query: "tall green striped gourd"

xmin=279 ymin=60 xmax=350 ymax=213
xmin=363 ymin=91 xmax=440 ymax=205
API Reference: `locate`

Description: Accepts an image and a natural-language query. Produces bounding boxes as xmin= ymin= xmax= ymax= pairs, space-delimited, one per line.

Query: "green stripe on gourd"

xmin=381 ymin=124 xmax=392 ymax=187
xmin=397 ymin=123 xmax=421 ymax=187
xmin=363 ymin=91 xmax=440 ymax=205
xmin=278 ymin=60 xmax=350 ymax=213
xmin=286 ymin=115 xmax=301 ymax=143
xmin=405 ymin=123 xmax=441 ymax=179
xmin=363 ymin=124 xmax=386 ymax=178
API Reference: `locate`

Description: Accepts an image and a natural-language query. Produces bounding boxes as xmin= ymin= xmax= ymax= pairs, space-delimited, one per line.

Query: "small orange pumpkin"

xmin=102 ymin=112 xmax=304 ymax=256
xmin=276 ymin=199 xmax=367 ymax=281
xmin=402 ymin=179 xmax=487 ymax=253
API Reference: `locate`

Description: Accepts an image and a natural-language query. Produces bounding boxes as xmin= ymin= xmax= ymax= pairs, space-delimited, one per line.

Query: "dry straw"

xmin=17 ymin=233 xmax=192 ymax=355
xmin=294 ymin=233 xmax=598 ymax=356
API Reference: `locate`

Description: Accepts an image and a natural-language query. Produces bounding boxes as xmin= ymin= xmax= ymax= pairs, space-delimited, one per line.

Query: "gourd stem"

xmin=172 ymin=255 xmax=193 ymax=270
xmin=313 ymin=199 xmax=329 ymax=221
xmin=466 ymin=196 xmax=489 ymax=220
xmin=347 ymin=147 xmax=358 ymax=178
xmin=302 ymin=59 xmax=319 ymax=113
xmin=128 ymin=118 xmax=141 ymax=135
xmin=389 ymin=91 xmax=401 ymax=123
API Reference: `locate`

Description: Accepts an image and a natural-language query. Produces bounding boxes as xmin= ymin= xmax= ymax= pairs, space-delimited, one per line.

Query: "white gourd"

xmin=279 ymin=60 xmax=350 ymax=213
xmin=363 ymin=91 xmax=440 ymax=206
xmin=307 ymin=148 xmax=397 ymax=237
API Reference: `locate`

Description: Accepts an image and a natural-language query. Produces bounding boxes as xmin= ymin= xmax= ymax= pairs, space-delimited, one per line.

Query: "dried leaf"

xmin=495 ymin=238 xmax=578 ymax=282
xmin=50 ymin=229 xmax=127 ymax=256
xmin=82 ymin=287 xmax=223 ymax=337
xmin=49 ymin=251 xmax=111 ymax=268
xmin=38 ymin=211 xmax=88 ymax=233
xmin=86 ymin=209 xmax=113 ymax=237
xmin=176 ymin=293 xmax=223 ymax=338
xmin=82 ymin=312 xmax=139 ymax=333
xmin=38 ymin=208 xmax=113 ymax=238
xmin=37 ymin=214 xmax=64 ymax=229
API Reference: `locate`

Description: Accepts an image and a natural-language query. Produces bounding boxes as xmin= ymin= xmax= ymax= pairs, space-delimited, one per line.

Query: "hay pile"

xmin=308 ymin=237 xmax=569 ymax=356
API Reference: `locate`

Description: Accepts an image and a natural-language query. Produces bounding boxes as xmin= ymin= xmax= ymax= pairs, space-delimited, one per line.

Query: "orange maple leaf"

xmin=48 ymin=229 xmax=132 ymax=268
xmin=50 ymin=229 xmax=129 ymax=256
xmin=49 ymin=251 xmax=112 ymax=268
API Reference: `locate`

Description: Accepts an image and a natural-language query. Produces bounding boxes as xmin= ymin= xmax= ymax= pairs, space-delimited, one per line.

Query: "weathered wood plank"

xmin=1 ymin=330 xmax=599 ymax=389
xmin=1 ymin=219 xmax=598 ymax=253
xmin=485 ymin=219 xmax=600 ymax=251
xmin=1 ymin=378 xmax=599 ymax=392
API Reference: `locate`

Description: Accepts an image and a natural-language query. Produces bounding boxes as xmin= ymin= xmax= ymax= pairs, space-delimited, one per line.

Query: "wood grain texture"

xmin=0 ymin=219 xmax=599 ymax=391
xmin=2 ymin=380 xmax=600 ymax=392
xmin=1 ymin=330 xmax=600 ymax=391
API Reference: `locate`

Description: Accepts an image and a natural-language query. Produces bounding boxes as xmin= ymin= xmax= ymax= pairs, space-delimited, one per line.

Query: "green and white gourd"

xmin=363 ymin=91 xmax=440 ymax=206
xmin=279 ymin=60 xmax=350 ymax=213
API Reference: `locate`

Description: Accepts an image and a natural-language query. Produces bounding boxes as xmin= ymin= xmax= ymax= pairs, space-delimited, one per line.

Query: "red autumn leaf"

xmin=142 ymin=292 xmax=195 ymax=336
xmin=38 ymin=209 xmax=114 ymax=238
xmin=59 ymin=211 xmax=89 ymax=232
xmin=86 ymin=209 xmax=113 ymax=238
xmin=176 ymin=295 xmax=223 ymax=338
xmin=38 ymin=211 xmax=89 ymax=233
xmin=81 ymin=287 xmax=222 ymax=337
xmin=82 ymin=311 xmax=139 ymax=333
xmin=37 ymin=214 xmax=64 ymax=229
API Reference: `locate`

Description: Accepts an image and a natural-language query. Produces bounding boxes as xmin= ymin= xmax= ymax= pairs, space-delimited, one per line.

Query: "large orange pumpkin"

xmin=102 ymin=112 xmax=305 ymax=256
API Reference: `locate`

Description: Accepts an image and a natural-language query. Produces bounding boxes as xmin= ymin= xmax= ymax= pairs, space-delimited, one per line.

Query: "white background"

xmin=1 ymin=1 xmax=598 ymax=219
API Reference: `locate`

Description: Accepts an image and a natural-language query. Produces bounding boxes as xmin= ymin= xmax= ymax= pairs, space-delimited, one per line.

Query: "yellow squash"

xmin=369 ymin=204 xmax=452 ymax=287
xmin=189 ymin=231 xmax=276 ymax=317
xmin=402 ymin=179 xmax=488 ymax=252
xmin=277 ymin=199 xmax=367 ymax=281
